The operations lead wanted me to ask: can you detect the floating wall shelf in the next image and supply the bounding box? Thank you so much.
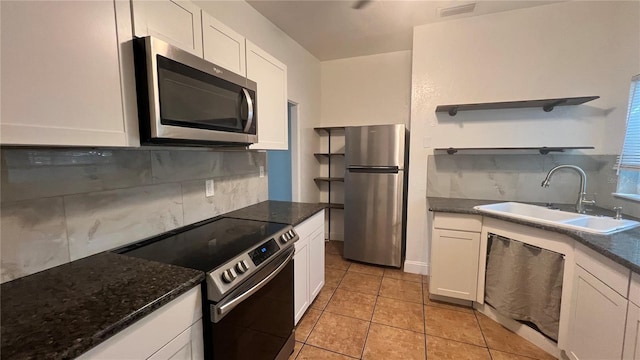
[314,126,346,132]
[321,202,344,210]
[435,96,600,116]
[314,153,345,157]
[434,146,595,155]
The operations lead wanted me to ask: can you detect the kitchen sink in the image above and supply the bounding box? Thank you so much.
[560,216,640,234]
[474,202,640,235]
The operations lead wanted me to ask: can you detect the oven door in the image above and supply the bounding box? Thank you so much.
[208,247,294,360]
[135,36,258,145]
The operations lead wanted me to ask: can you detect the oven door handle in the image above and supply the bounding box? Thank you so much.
[213,247,294,322]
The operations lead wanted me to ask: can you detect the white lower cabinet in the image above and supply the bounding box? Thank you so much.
[624,273,640,360]
[77,286,203,360]
[308,228,325,299]
[294,237,310,324]
[566,265,628,360]
[293,210,325,325]
[429,213,482,301]
[625,302,640,360]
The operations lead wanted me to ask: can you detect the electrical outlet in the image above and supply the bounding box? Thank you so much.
[205,179,215,197]
[259,166,265,178]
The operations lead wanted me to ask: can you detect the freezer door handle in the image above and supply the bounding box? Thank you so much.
[347,165,399,173]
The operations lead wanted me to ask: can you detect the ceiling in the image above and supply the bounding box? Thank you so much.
[247,0,563,61]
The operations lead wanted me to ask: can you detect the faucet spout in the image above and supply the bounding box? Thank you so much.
[541,165,594,214]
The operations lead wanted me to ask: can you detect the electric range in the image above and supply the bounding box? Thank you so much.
[121,217,298,360]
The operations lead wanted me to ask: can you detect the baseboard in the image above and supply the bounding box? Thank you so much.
[403,260,429,275]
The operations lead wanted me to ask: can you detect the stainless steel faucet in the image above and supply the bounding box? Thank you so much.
[541,165,596,214]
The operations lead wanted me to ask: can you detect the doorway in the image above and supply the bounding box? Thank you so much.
[267,102,297,201]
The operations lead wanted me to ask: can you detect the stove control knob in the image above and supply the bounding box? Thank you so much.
[288,230,296,238]
[221,269,236,283]
[280,233,289,244]
[235,260,249,274]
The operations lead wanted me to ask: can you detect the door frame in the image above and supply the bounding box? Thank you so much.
[289,101,301,202]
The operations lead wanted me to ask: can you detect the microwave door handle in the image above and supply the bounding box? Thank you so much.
[241,88,254,133]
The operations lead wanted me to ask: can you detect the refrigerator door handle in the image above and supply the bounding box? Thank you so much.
[347,165,399,173]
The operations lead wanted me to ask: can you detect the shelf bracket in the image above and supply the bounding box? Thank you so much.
[539,147,564,155]
[542,99,567,112]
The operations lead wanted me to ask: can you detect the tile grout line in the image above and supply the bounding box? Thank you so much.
[474,310,494,359]
[358,267,386,360]
[300,343,360,359]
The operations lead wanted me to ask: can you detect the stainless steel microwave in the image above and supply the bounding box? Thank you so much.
[133,36,257,146]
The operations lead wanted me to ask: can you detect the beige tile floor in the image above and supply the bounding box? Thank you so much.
[290,241,557,360]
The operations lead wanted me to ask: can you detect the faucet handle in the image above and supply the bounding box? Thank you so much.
[613,207,623,220]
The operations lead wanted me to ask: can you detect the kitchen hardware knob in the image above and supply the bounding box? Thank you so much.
[221,269,236,283]
[280,234,289,243]
[288,230,295,238]
[235,260,249,274]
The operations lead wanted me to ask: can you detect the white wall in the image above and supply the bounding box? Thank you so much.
[318,50,412,240]
[406,1,640,274]
[196,0,322,202]
[320,50,412,127]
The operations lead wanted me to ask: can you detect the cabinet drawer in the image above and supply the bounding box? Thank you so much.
[433,212,482,232]
[295,210,325,240]
[575,242,630,298]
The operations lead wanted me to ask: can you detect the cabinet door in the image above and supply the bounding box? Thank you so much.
[430,229,480,301]
[202,12,246,76]
[624,302,640,360]
[309,228,325,300]
[1,1,128,147]
[246,41,288,150]
[148,319,204,360]
[294,239,310,325]
[132,0,203,57]
[566,265,627,360]
[77,287,202,359]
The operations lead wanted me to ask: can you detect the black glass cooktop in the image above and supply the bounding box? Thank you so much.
[121,218,288,272]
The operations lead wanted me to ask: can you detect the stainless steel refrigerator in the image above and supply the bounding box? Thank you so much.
[344,124,408,268]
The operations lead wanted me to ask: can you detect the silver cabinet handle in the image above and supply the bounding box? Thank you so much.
[242,88,254,133]
[213,247,294,322]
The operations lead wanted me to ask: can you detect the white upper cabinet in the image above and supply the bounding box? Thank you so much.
[0,1,129,147]
[131,0,203,57]
[202,12,246,76]
[246,41,288,150]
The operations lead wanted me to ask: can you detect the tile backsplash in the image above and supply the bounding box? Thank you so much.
[427,154,639,218]
[1,148,268,283]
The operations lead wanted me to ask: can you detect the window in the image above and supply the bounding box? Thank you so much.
[615,74,640,201]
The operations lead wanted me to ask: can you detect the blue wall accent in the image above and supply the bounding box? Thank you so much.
[267,105,292,201]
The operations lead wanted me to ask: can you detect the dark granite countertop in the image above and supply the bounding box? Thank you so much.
[0,252,204,360]
[224,200,327,226]
[0,200,324,359]
[428,197,640,274]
